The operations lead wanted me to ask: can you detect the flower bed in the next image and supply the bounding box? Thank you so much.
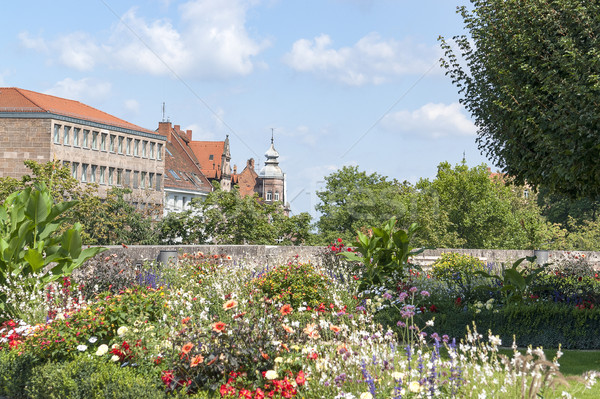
[0,248,599,398]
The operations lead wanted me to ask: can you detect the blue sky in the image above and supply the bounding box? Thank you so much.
[0,0,491,217]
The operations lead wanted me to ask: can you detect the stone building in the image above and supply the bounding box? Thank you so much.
[0,87,165,205]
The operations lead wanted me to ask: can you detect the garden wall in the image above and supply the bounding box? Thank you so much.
[89,245,600,268]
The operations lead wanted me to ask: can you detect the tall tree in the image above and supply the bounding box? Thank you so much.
[440,0,600,199]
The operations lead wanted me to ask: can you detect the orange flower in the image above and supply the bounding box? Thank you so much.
[182,317,191,324]
[190,354,204,367]
[181,342,194,355]
[282,324,295,334]
[261,351,269,360]
[303,323,320,340]
[330,324,341,333]
[212,321,227,333]
[280,304,293,316]
[223,299,238,311]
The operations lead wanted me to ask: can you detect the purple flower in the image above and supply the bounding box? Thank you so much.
[420,290,430,297]
[383,292,393,300]
[397,321,406,327]
[409,287,418,293]
[398,292,409,302]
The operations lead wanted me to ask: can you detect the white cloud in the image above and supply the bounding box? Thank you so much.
[124,99,140,114]
[19,0,267,79]
[381,102,476,138]
[283,33,441,85]
[184,123,216,140]
[44,78,112,103]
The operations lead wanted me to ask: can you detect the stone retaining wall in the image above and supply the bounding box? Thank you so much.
[90,245,600,268]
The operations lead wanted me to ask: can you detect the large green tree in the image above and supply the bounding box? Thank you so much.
[440,0,600,199]
[160,186,313,245]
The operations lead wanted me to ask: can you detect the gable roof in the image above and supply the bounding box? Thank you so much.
[163,125,212,193]
[188,141,225,179]
[0,87,156,135]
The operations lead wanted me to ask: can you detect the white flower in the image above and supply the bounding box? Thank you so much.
[392,371,405,381]
[409,381,421,393]
[117,326,128,336]
[77,344,88,352]
[360,393,373,399]
[95,344,109,356]
[265,370,278,380]
[111,355,120,362]
[88,336,98,344]
[426,319,434,327]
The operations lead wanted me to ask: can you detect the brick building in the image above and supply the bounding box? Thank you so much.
[0,87,165,205]
[188,136,232,191]
[157,121,213,214]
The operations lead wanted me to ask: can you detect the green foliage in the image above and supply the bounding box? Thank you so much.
[434,302,600,349]
[0,184,105,322]
[315,165,409,244]
[0,350,40,398]
[431,252,488,302]
[23,355,165,399]
[253,262,332,308]
[160,187,313,245]
[475,257,544,305]
[339,217,426,291]
[440,0,600,199]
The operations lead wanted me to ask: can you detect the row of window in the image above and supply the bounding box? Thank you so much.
[53,124,163,161]
[65,161,162,191]
[265,191,280,201]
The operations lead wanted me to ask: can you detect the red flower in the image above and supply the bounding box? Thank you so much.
[429,304,438,313]
[295,370,306,386]
[280,304,293,316]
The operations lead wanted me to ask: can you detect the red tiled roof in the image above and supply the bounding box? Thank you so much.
[0,87,155,134]
[163,126,212,193]
[188,141,224,178]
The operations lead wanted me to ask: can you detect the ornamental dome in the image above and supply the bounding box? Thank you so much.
[259,141,283,178]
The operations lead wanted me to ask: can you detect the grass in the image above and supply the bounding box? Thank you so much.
[497,348,600,376]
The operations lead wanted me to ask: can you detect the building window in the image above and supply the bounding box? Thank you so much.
[134,140,139,156]
[99,166,106,184]
[81,164,88,182]
[73,128,80,147]
[72,162,78,179]
[142,140,147,158]
[90,165,97,183]
[133,171,139,189]
[101,133,107,151]
[149,173,154,189]
[157,144,163,160]
[126,138,132,155]
[156,174,162,191]
[83,130,89,148]
[523,189,529,199]
[209,154,214,161]
[108,168,114,185]
[150,142,155,159]
[116,169,123,186]
[266,191,272,201]
[118,136,124,154]
[140,172,146,188]
[92,131,98,149]
[64,126,71,145]
[53,125,61,143]
[124,170,131,187]
[274,192,279,201]
[109,135,116,152]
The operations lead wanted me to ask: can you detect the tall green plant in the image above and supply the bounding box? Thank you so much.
[339,217,427,290]
[0,184,105,322]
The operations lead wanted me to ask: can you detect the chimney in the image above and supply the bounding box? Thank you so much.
[186,129,192,141]
[158,121,172,142]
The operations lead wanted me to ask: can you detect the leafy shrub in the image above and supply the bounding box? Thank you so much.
[253,262,331,308]
[431,252,489,303]
[25,355,165,399]
[0,350,40,398]
[72,253,139,298]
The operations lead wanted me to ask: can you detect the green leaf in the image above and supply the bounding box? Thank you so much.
[24,248,44,273]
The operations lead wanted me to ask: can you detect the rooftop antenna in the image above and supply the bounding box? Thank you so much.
[162,102,166,122]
